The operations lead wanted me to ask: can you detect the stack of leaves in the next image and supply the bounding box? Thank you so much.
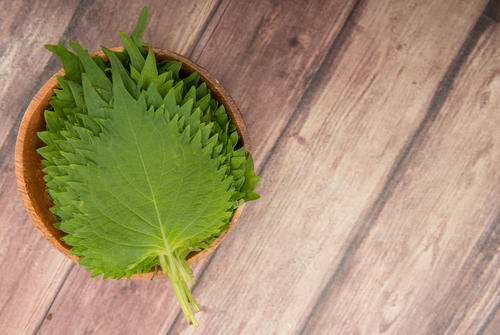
[37,7,259,327]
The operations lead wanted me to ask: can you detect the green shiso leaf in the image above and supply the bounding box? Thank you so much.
[69,41,112,93]
[101,47,139,99]
[38,6,260,328]
[44,44,82,82]
[119,31,145,71]
[131,6,148,46]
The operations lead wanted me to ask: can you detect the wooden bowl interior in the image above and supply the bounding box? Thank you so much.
[15,47,248,279]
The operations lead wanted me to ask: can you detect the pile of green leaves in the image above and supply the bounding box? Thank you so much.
[37,7,259,327]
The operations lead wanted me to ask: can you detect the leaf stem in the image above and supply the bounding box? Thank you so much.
[159,253,199,327]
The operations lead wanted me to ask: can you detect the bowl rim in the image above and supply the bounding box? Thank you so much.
[14,46,249,280]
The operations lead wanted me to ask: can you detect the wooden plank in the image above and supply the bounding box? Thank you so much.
[302,21,500,334]
[0,181,74,335]
[0,0,75,330]
[34,0,361,333]
[165,0,491,333]
[0,2,81,334]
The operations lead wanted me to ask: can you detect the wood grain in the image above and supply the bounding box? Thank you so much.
[482,299,500,335]
[0,2,81,335]
[302,21,500,334]
[166,0,491,333]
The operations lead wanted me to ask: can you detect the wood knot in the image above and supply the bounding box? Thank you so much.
[288,37,299,47]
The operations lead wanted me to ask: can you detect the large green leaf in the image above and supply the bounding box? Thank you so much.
[64,71,235,267]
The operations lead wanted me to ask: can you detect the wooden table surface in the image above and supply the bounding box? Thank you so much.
[1,0,499,334]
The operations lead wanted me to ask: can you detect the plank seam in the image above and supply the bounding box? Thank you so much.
[297,12,492,335]
[33,263,76,335]
[241,15,266,57]
[257,0,363,175]
[186,0,224,59]
[477,276,500,335]
[190,0,232,62]
[484,0,500,22]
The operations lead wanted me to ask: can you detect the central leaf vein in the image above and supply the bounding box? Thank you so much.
[126,113,171,254]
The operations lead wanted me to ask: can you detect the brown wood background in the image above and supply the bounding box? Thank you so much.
[1,0,499,334]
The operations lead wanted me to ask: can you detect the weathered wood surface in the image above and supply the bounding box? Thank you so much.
[301,19,500,335]
[483,304,500,335]
[0,2,80,334]
[0,0,498,334]
[188,0,360,166]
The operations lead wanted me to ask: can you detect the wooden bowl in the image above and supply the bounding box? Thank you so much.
[15,47,249,280]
